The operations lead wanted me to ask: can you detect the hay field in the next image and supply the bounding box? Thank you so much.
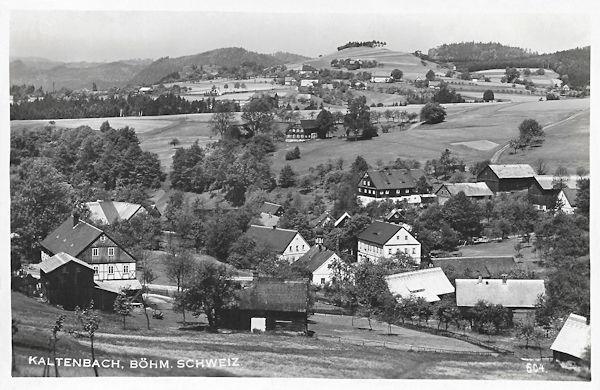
[10,116,178,134]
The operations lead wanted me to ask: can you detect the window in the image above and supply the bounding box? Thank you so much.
[296,245,298,251]
[108,265,114,274]
[388,248,392,254]
[93,266,98,274]
[289,246,292,251]
[302,245,305,250]
[405,235,408,240]
[92,248,99,257]
[108,247,115,257]
[99,235,106,243]
[412,248,416,254]
[321,278,326,285]
[123,265,129,273]
[404,248,408,253]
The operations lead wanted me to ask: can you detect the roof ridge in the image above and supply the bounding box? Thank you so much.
[250,224,298,233]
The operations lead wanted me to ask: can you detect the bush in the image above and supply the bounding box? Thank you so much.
[285,146,301,160]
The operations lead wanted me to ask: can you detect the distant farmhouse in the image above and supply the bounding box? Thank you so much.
[357,221,421,264]
[550,313,591,364]
[430,256,519,279]
[258,202,284,217]
[435,182,493,205]
[246,225,310,262]
[299,64,318,76]
[476,164,536,193]
[370,70,392,83]
[386,267,455,302]
[295,241,340,285]
[357,168,433,205]
[528,175,583,211]
[86,200,160,225]
[285,120,319,142]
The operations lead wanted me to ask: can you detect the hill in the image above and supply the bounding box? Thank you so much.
[9,59,153,91]
[128,47,285,86]
[286,47,449,80]
[271,51,311,64]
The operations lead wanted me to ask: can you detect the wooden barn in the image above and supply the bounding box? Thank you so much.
[430,256,519,279]
[220,280,309,332]
[476,164,535,193]
[39,252,95,311]
[550,313,591,364]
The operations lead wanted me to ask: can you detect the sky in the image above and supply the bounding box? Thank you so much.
[6,1,593,63]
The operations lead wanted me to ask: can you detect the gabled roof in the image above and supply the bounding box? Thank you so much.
[258,202,283,215]
[455,279,545,308]
[41,216,103,257]
[237,280,308,312]
[532,176,582,191]
[486,164,536,179]
[311,210,332,227]
[301,64,318,72]
[385,208,404,221]
[431,256,518,278]
[295,245,338,273]
[39,252,94,274]
[95,279,142,294]
[300,119,318,130]
[386,268,455,302]
[333,212,352,227]
[550,313,591,360]
[371,70,391,78]
[436,182,493,197]
[561,188,579,207]
[86,201,144,224]
[246,225,300,253]
[357,221,410,246]
[259,212,280,228]
[362,169,430,190]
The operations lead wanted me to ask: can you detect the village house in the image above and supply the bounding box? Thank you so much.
[527,175,583,211]
[220,279,309,332]
[299,64,318,76]
[428,80,442,89]
[285,120,319,142]
[246,225,310,262]
[311,210,334,230]
[558,188,579,214]
[259,212,280,228]
[294,233,340,285]
[40,215,140,287]
[430,256,519,279]
[300,79,318,88]
[370,70,392,83]
[550,313,591,364]
[357,168,433,205]
[333,212,352,228]
[386,267,455,302]
[455,277,545,323]
[284,76,295,86]
[357,221,422,264]
[258,202,285,217]
[86,200,160,225]
[39,252,96,311]
[384,208,406,225]
[435,182,494,205]
[476,164,536,193]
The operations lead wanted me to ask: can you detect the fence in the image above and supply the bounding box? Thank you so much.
[317,334,497,356]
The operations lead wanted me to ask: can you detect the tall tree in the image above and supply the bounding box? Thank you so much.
[241,97,275,134]
[344,96,375,140]
[208,108,235,139]
[315,109,335,138]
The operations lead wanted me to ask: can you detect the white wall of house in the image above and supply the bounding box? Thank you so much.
[92,262,137,281]
[281,234,310,262]
[358,228,421,264]
[558,191,575,214]
[358,194,422,206]
[312,254,339,285]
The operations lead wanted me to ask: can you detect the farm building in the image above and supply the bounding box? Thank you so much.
[220,280,309,332]
[558,188,579,214]
[85,200,160,225]
[259,212,280,228]
[333,212,352,228]
[311,210,334,229]
[299,64,318,76]
[285,120,319,142]
[384,208,406,225]
[294,242,340,285]
[39,252,95,311]
[41,215,138,284]
[357,221,421,263]
[300,79,318,87]
[435,182,494,205]
[246,225,310,262]
[93,279,142,312]
[428,80,441,89]
[430,256,518,279]
[476,164,536,193]
[284,76,295,85]
[258,202,285,217]
[370,70,392,83]
[385,267,455,302]
[550,313,591,364]
[528,175,583,211]
[357,168,433,205]
[455,277,545,322]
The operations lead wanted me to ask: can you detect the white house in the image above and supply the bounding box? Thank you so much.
[558,188,578,214]
[246,225,310,262]
[294,244,340,285]
[370,70,392,83]
[300,79,318,88]
[357,221,421,264]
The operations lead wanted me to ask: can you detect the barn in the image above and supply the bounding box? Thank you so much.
[476,164,536,193]
[550,313,591,364]
[39,252,95,310]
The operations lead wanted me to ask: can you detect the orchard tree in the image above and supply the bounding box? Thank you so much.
[279,164,297,188]
[74,302,101,377]
[164,250,196,292]
[483,89,495,102]
[425,69,436,81]
[419,102,446,124]
[113,290,133,329]
[208,107,235,139]
[518,119,545,145]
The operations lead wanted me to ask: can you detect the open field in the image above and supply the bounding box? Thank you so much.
[11,292,583,380]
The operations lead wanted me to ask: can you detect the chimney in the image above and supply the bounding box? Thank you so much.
[272,225,276,230]
[73,212,80,228]
[501,274,507,284]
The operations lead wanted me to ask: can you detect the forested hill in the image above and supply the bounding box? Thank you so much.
[270,51,311,64]
[428,42,590,88]
[128,47,285,86]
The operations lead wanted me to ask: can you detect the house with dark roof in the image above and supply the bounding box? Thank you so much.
[41,215,138,284]
[259,212,280,228]
[357,169,433,205]
[220,280,309,332]
[299,64,318,76]
[476,164,536,193]
[294,244,340,285]
[430,256,518,279]
[370,70,392,83]
[246,225,310,262]
[285,119,320,142]
[258,202,285,217]
[357,221,421,264]
[333,212,352,228]
[558,188,579,214]
[528,175,583,211]
[311,210,333,229]
[386,267,455,302]
[435,182,493,205]
[86,200,159,225]
[39,252,95,310]
[384,208,405,225]
[550,313,591,364]
[456,277,545,322]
